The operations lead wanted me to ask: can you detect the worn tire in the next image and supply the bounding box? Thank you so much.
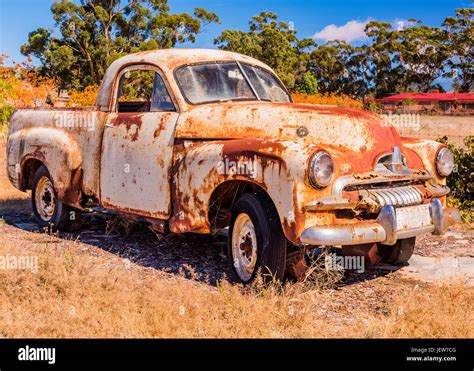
[378,237,416,265]
[228,193,286,284]
[31,165,83,232]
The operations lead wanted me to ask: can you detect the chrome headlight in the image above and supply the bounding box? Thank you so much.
[309,151,334,188]
[436,147,454,177]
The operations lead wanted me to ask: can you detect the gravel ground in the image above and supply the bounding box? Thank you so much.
[415,227,474,258]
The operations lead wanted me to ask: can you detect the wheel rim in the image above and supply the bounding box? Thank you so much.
[232,213,258,282]
[35,176,56,222]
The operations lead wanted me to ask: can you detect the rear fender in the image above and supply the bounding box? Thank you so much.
[8,128,83,207]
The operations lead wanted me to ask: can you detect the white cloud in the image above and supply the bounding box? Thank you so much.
[393,18,418,31]
[313,19,370,43]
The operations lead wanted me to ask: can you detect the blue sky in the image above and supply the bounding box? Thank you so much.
[0,0,471,89]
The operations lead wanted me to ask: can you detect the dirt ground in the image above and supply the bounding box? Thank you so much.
[0,140,473,338]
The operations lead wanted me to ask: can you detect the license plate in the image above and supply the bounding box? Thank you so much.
[396,204,431,230]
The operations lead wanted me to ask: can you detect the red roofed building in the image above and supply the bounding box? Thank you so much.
[376,92,474,115]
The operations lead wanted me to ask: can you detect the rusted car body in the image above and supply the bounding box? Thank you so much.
[7,49,459,283]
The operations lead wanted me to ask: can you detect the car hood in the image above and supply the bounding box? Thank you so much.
[175,101,424,172]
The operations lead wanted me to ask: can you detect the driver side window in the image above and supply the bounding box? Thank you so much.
[117,69,175,113]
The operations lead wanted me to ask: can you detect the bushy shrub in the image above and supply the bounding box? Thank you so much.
[293,72,318,95]
[366,99,384,113]
[0,103,14,134]
[66,85,100,107]
[437,136,473,223]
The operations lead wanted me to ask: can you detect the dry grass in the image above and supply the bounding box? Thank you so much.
[0,139,30,219]
[0,225,472,338]
[0,124,7,141]
[0,138,473,338]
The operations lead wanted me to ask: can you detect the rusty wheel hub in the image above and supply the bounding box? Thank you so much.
[232,213,257,281]
[35,176,56,222]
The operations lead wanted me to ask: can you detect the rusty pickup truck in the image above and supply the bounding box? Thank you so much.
[7,49,460,283]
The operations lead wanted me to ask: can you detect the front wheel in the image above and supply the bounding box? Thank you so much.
[227,193,286,284]
[31,165,83,232]
[378,237,416,265]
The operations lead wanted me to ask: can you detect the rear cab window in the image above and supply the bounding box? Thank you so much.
[117,69,175,112]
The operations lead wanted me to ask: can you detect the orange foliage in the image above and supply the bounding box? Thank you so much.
[0,55,58,108]
[66,85,100,107]
[291,92,363,109]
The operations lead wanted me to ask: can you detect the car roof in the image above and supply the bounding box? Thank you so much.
[96,48,274,110]
[123,48,271,70]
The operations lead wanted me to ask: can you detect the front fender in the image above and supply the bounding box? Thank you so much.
[169,138,318,242]
[401,137,446,185]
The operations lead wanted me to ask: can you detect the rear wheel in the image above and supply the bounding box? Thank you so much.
[31,165,83,232]
[378,237,416,265]
[228,193,286,284]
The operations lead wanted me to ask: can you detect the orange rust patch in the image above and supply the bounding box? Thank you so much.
[61,168,83,207]
[102,201,165,219]
[112,113,144,142]
[153,114,169,138]
[282,185,305,243]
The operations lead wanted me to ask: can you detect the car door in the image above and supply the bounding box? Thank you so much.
[100,65,179,219]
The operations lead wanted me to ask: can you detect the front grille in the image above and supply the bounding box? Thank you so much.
[367,186,423,207]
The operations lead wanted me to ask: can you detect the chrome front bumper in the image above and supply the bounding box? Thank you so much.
[300,199,446,246]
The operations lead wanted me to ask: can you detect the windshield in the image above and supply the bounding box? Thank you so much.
[241,64,291,102]
[175,62,291,104]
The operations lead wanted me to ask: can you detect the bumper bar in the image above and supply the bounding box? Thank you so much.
[300,198,447,246]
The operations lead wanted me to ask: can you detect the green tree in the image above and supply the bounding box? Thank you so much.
[346,45,372,98]
[442,8,474,92]
[396,20,450,92]
[21,0,220,90]
[309,41,350,94]
[309,41,370,97]
[215,12,316,89]
[364,21,404,98]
